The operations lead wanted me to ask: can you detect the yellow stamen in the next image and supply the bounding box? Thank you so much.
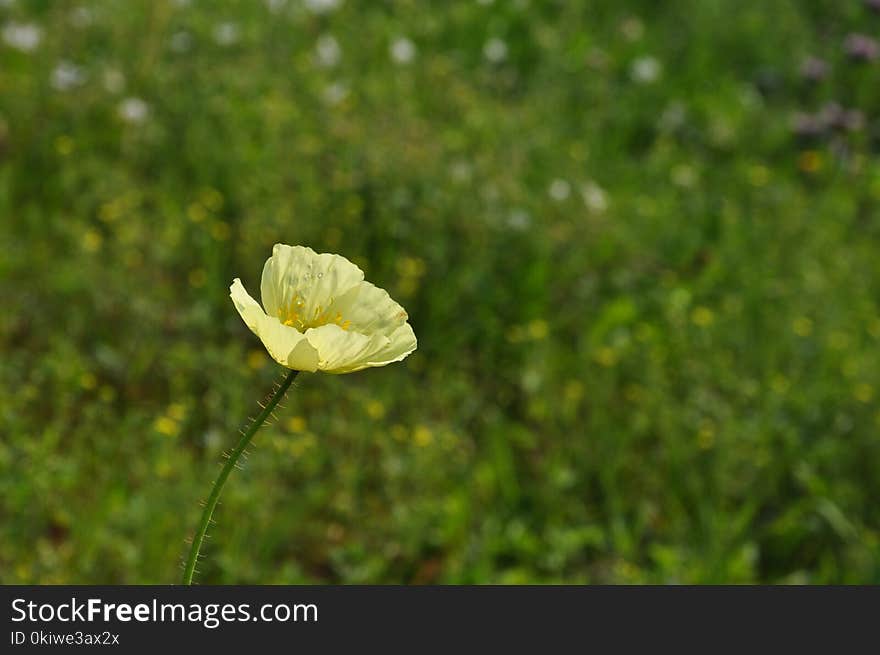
[279,298,351,331]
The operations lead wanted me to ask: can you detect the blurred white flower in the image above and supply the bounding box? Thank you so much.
[266,0,287,13]
[0,0,16,8]
[631,56,662,84]
[213,22,239,46]
[323,82,348,106]
[304,0,341,14]
[581,181,608,213]
[170,31,193,53]
[620,17,644,42]
[315,34,341,67]
[658,101,686,132]
[671,164,698,188]
[3,22,42,52]
[483,37,508,63]
[476,0,495,5]
[118,97,149,124]
[548,179,571,202]
[51,61,86,91]
[70,7,95,28]
[103,69,126,94]
[172,0,192,7]
[507,208,531,231]
[450,160,473,184]
[390,37,416,64]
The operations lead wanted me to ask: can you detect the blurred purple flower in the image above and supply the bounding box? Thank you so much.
[820,102,865,132]
[799,56,829,82]
[865,0,880,14]
[843,33,879,62]
[791,112,825,140]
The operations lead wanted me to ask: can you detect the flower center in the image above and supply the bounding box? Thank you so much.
[278,296,352,331]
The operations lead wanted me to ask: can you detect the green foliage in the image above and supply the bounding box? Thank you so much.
[1,0,879,583]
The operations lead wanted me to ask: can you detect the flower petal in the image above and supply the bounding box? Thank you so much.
[304,323,390,373]
[230,278,320,371]
[230,277,265,332]
[260,244,364,325]
[327,281,409,337]
[362,322,418,368]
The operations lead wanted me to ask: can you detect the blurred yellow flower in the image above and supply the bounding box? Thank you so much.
[82,229,102,252]
[286,416,307,432]
[594,347,617,367]
[188,268,207,288]
[365,400,386,419]
[854,384,874,403]
[231,244,417,373]
[55,135,74,156]
[527,319,549,340]
[792,316,813,337]
[691,306,714,327]
[413,425,433,446]
[798,150,822,174]
[154,416,179,437]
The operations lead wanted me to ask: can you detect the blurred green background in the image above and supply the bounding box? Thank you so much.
[2,0,880,584]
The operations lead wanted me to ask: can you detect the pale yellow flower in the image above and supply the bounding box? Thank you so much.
[230,244,417,374]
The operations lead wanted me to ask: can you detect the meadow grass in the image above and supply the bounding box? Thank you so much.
[1,0,879,583]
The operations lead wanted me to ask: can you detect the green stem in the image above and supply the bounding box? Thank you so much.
[182,368,300,585]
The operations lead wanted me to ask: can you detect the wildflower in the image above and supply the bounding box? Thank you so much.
[2,22,42,52]
[854,383,874,403]
[323,82,348,106]
[671,164,697,188]
[843,33,879,62]
[154,416,179,437]
[70,7,94,28]
[55,135,74,155]
[697,422,715,450]
[118,97,149,123]
[748,164,770,187]
[365,400,385,419]
[315,34,341,67]
[304,0,341,14]
[797,150,822,174]
[548,179,571,201]
[450,161,473,183]
[390,36,416,64]
[630,56,662,83]
[103,69,125,94]
[620,17,644,42]
[791,112,825,140]
[792,316,813,336]
[50,61,86,91]
[286,416,307,432]
[820,102,865,133]
[658,101,686,133]
[413,425,433,447]
[230,244,417,373]
[691,306,715,327]
[483,37,508,63]
[799,56,829,82]
[170,31,193,53]
[581,181,608,213]
[507,208,531,230]
[213,22,239,46]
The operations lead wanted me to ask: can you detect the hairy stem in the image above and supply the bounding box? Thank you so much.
[182,368,300,585]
